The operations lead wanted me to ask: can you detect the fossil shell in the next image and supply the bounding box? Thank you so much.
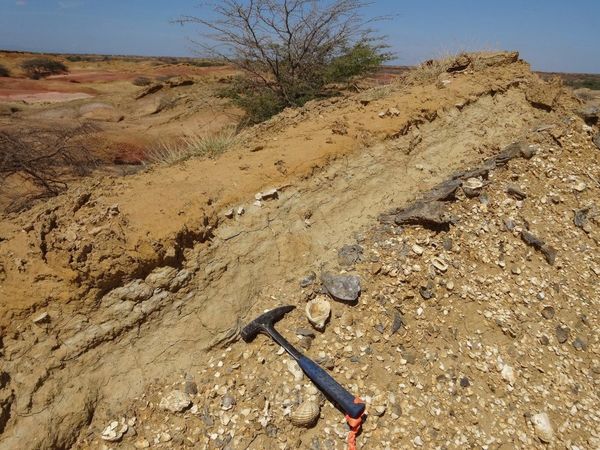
[463,177,483,189]
[305,297,331,331]
[462,177,484,198]
[431,257,448,272]
[290,400,320,427]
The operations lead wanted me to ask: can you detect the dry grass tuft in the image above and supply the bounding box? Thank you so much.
[405,52,463,85]
[146,127,237,165]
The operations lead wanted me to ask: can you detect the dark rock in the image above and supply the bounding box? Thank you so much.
[460,377,470,388]
[295,328,316,338]
[555,325,569,344]
[422,179,462,202]
[574,206,595,229]
[384,200,454,231]
[573,337,587,351]
[494,142,523,166]
[443,237,453,251]
[539,335,550,345]
[337,244,363,266]
[520,230,557,265]
[300,272,317,288]
[541,246,557,266]
[391,312,405,335]
[452,160,494,181]
[184,380,198,396]
[321,272,361,302]
[541,306,555,320]
[506,184,527,200]
[419,286,433,300]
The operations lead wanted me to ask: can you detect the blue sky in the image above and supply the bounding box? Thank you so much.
[1,0,599,73]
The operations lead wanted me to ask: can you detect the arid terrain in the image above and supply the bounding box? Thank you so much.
[0,50,598,450]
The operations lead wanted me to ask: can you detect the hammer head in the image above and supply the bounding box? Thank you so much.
[241,305,295,342]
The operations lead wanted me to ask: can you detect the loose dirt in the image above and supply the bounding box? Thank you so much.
[0,52,598,449]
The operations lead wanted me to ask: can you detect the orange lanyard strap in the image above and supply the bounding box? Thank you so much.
[345,397,365,450]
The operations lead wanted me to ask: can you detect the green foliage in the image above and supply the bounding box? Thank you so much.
[221,43,388,125]
[566,78,600,90]
[66,55,83,62]
[187,59,224,67]
[218,77,286,126]
[20,58,67,79]
[0,64,10,77]
[325,43,390,84]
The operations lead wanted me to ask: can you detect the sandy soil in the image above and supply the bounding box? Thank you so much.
[0,52,597,449]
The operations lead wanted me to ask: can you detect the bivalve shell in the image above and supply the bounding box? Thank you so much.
[431,257,448,273]
[290,400,320,428]
[305,297,331,331]
[462,177,484,197]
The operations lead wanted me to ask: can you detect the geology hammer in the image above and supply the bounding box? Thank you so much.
[241,305,365,419]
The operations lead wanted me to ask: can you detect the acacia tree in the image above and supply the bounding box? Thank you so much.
[179,0,389,123]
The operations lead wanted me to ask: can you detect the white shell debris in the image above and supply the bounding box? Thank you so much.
[431,257,448,272]
[530,412,554,443]
[305,296,331,331]
[286,359,304,381]
[101,420,128,442]
[159,390,191,413]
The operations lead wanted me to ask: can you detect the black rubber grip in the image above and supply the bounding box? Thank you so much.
[297,356,365,418]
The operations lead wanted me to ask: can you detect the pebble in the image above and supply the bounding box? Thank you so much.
[541,306,555,320]
[221,394,236,411]
[412,244,424,255]
[573,337,587,351]
[300,271,317,288]
[134,438,150,449]
[287,359,304,381]
[321,272,361,302]
[555,325,569,344]
[530,412,554,443]
[184,379,198,395]
[159,390,191,413]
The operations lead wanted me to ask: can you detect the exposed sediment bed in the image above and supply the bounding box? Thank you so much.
[0,52,584,448]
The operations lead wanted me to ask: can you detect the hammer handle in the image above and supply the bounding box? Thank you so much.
[297,356,365,419]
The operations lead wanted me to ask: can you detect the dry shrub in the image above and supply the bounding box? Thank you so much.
[405,53,463,85]
[0,124,98,211]
[0,64,10,77]
[20,58,68,79]
[146,127,237,165]
[132,76,152,86]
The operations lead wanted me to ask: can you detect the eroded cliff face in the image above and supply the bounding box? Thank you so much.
[1,52,597,449]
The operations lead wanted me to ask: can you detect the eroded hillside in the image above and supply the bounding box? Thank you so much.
[0,52,598,449]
